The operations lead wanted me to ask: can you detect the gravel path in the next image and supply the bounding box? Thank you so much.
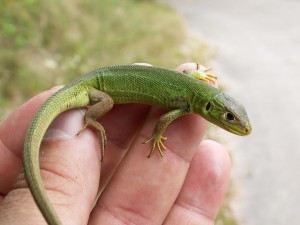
[165,0,300,224]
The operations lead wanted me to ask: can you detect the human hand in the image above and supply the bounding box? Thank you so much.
[0,63,230,225]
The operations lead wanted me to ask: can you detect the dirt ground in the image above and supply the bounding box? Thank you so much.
[165,0,300,224]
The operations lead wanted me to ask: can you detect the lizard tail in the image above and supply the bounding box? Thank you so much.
[23,85,90,225]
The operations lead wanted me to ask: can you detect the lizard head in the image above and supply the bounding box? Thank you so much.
[195,92,252,136]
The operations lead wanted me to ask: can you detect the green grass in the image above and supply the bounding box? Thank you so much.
[0,0,212,118]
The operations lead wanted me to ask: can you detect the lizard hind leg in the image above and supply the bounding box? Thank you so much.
[77,118,107,162]
[76,88,114,162]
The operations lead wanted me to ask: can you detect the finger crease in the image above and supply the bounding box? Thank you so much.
[0,138,21,161]
[175,200,214,221]
[96,204,152,225]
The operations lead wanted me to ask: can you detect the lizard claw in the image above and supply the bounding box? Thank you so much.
[193,69,217,84]
[143,135,167,158]
[183,64,218,85]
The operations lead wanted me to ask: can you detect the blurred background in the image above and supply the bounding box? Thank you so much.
[1,0,300,224]
[0,0,213,118]
[164,0,300,225]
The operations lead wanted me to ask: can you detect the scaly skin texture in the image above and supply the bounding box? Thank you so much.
[23,64,251,225]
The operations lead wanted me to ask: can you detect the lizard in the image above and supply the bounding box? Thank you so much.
[23,63,252,225]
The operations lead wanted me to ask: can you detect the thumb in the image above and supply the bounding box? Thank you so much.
[0,109,101,225]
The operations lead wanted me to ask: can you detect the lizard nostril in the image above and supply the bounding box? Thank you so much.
[244,123,252,134]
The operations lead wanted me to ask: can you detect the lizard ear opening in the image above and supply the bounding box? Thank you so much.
[205,101,211,111]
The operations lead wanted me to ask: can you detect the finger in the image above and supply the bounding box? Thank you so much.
[164,140,231,225]
[88,105,209,225]
[0,86,62,194]
[0,109,102,225]
[175,62,199,72]
[97,104,151,192]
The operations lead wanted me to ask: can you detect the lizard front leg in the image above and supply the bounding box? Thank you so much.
[144,108,188,158]
[77,88,114,161]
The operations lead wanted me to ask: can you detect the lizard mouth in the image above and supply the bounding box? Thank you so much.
[226,122,252,136]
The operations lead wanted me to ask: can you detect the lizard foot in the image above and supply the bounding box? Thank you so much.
[143,135,167,158]
[195,72,217,84]
[76,119,107,162]
[183,64,218,85]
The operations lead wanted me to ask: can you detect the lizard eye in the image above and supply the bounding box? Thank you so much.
[225,112,235,121]
[205,101,211,111]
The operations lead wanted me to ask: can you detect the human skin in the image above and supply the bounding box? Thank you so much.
[0,63,231,225]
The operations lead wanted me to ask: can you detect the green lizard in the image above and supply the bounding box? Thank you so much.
[23,63,251,225]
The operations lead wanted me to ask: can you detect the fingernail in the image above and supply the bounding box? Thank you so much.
[44,109,86,139]
[49,85,64,93]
